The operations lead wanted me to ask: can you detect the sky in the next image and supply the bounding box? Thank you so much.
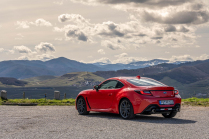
[0,0,209,64]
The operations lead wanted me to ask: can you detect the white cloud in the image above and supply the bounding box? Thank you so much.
[14,45,32,53]
[113,53,147,64]
[17,55,29,60]
[55,38,63,41]
[101,40,125,50]
[35,42,56,53]
[8,50,15,54]
[33,19,52,27]
[17,54,55,61]
[195,54,209,60]
[36,54,55,61]
[53,1,63,5]
[58,14,90,26]
[115,53,128,58]
[15,33,24,40]
[0,48,4,52]
[169,54,209,62]
[15,21,30,29]
[169,55,194,62]
[15,19,52,29]
[97,49,105,55]
[90,57,112,64]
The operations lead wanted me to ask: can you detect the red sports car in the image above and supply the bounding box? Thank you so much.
[76,76,181,119]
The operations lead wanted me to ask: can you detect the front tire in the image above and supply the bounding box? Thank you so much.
[76,97,89,115]
[162,111,177,118]
[119,98,135,119]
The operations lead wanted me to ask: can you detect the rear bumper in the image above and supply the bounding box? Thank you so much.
[140,104,181,114]
[132,94,181,114]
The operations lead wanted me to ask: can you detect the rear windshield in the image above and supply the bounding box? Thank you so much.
[127,78,166,86]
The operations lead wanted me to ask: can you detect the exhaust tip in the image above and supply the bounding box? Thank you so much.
[176,108,180,112]
[151,109,156,114]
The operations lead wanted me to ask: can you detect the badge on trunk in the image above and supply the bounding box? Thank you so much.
[163,92,167,94]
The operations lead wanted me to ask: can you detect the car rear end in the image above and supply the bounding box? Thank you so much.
[125,77,181,115]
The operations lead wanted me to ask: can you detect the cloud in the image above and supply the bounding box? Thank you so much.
[15,19,52,29]
[169,55,194,62]
[15,33,24,40]
[17,55,29,60]
[97,49,105,55]
[58,14,90,25]
[0,48,4,52]
[15,21,30,29]
[101,40,125,50]
[17,54,55,61]
[115,53,128,58]
[53,0,63,5]
[55,38,63,41]
[36,54,55,61]
[35,42,55,53]
[169,54,209,62]
[33,19,52,27]
[14,45,32,53]
[95,21,125,37]
[164,25,176,32]
[90,57,112,64]
[139,8,209,25]
[71,0,192,8]
[113,53,147,64]
[65,27,88,41]
[195,54,209,60]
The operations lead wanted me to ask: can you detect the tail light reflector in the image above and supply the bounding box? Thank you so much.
[135,90,152,96]
[174,90,179,95]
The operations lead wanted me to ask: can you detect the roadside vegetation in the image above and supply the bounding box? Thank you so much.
[182,97,209,107]
[0,98,75,106]
[0,97,209,106]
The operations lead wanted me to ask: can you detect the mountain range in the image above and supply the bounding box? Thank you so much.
[0,57,178,79]
[0,58,209,98]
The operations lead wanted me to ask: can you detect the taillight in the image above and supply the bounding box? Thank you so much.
[135,90,152,96]
[174,90,179,95]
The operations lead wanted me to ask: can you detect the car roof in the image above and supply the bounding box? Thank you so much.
[108,76,147,81]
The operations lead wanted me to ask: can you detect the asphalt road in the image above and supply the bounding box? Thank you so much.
[0,106,209,139]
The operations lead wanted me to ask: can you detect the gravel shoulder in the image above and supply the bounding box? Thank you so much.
[0,106,209,139]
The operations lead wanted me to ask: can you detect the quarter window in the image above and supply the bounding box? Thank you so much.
[116,81,124,88]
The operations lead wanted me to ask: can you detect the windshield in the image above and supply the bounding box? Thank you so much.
[127,78,166,86]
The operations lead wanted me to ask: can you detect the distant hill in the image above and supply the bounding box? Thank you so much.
[23,72,105,87]
[94,59,209,98]
[0,57,188,79]
[93,59,171,71]
[0,57,105,79]
[0,77,27,87]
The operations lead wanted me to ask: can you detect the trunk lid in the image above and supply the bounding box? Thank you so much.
[145,86,175,98]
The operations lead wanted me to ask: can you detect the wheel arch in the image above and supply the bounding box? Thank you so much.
[76,95,91,111]
[117,97,135,114]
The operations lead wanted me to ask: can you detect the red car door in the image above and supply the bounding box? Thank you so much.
[88,80,118,109]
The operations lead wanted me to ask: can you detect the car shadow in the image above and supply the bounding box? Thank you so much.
[85,112,196,124]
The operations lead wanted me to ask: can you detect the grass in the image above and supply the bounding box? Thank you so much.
[0,98,75,106]
[0,97,209,106]
[182,97,209,107]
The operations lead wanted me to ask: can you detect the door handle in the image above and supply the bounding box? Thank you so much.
[108,93,112,96]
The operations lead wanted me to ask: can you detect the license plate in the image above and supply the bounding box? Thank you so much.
[159,100,174,105]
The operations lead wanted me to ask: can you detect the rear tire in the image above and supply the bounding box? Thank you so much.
[119,98,135,119]
[76,97,89,115]
[162,111,177,118]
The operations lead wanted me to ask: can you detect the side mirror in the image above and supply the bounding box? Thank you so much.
[94,85,99,92]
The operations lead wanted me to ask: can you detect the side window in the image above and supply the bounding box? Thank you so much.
[115,81,124,89]
[99,80,118,89]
